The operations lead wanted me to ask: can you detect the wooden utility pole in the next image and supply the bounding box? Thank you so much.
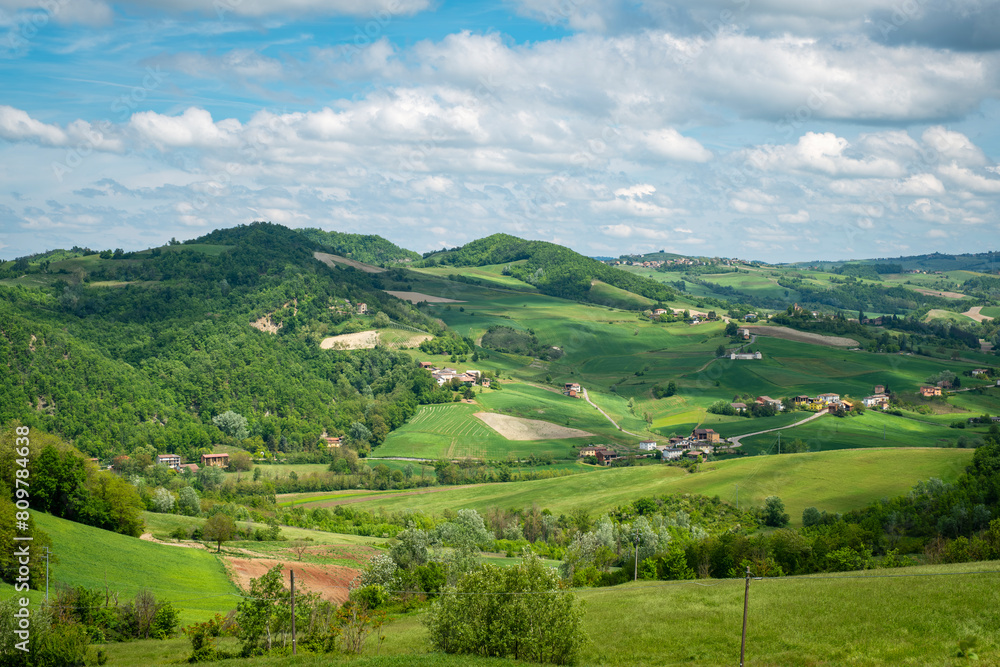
[634,542,638,581]
[290,570,296,655]
[740,565,750,667]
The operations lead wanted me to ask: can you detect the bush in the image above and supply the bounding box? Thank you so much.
[425,552,585,665]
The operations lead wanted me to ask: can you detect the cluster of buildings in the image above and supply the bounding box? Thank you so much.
[580,428,727,466]
[155,452,230,473]
[793,392,851,411]
[418,362,491,388]
[564,382,582,398]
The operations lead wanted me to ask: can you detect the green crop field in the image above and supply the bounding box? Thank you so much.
[739,411,963,454]
[587,279,656,308]
[9,513,240,625]
[98,558,1000,666]
[374,402,586,460]
[981,306,1000,318]
[304,447,970,523]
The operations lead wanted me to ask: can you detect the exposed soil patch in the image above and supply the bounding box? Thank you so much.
[474,412,594,440]
[385,290,465,303]
[314,251,384,273]
[224,557,363,604]
[963,306,994,323]
[320,330,379,350]
[744,325,858,348]
[139,533,205,549]
[250,315,281,334]
[913,287,966,299]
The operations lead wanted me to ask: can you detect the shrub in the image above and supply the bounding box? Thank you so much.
[425,552,585,665]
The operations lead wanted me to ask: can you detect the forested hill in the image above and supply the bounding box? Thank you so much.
[297,228,421,266]
[419,233,675,304]
[0,222,465,463]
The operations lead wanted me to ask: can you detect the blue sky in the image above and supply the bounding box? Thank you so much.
[1,0,999,262]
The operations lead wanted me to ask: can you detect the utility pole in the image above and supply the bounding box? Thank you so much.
[735,484,739,510]
[43,547,50,603]
[290,570,296,655]
[634,542,638,581]
[740,565,751,667]
[777,432,780,455]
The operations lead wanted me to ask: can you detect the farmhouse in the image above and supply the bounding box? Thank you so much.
[920,386,942,397]
[638,441,658,451]
[730,402,747,412]
[156,453,181,469]
[180,463,199,473]
[323,435,342,448]
[817,393,840,404]
[652,308,669,316]
[692,428,720,444]
[418,361,434,369]
[862,394,889,409]
[660,448,684,461]
[201,453,229,468]
[739,328,750,339]
[564,382,582,397]
[755,396,784,411]
[874,384,885,394]
[579,445,606,457]
[730,351,762,360]
[356,303,368,314]
[972,369,988,376]
[595,449,619,465]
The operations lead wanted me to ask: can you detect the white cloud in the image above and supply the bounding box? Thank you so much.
[937,163,1000,194]
[599,223,670,239]
[778,210,810,223]
[614,183,655,198]
[747,132,905,178]
[922,126,987,167]
[0,106,68,146]
[129,108,242,149]
[641,129,712,162]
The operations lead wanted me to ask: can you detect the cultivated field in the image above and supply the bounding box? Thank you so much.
[475,412,594,440]
[313,251,384,273]
[745,325,859,347]
[315,448,971,522]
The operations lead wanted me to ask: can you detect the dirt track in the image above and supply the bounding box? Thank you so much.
[313,252,385,273]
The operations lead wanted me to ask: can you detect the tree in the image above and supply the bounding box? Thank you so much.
[725,321,738,337]
[178,486,200,516]
[373,311,391,328]
[762,496,790,527]
[716,345,726,358]
[229,450,252,472]
[213,411,249,440]
[203,514,238,552]
[152,487,175,513]
[425,552,585,665]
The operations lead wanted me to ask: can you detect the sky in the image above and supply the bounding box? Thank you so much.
[1,0,999,263]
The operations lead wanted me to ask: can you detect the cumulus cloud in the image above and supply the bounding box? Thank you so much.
[747,132,906,178]
[778,210,810,223]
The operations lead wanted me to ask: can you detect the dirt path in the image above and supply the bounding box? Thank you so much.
[728,410,828,448]
[139,533,206,550]
[581,388,643,437]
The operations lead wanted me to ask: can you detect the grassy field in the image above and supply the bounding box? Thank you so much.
[374,402,588,460]
[7,513,240,625]
[739,411,968,454]
[293,448,971,525]
[101,558,1000,666]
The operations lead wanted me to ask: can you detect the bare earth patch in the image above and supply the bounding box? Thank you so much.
[250,315,281,334]
[963,306,994,323]
[224,557,362,604]
[320,331,379,350]
[385,290,465,303]
[474,412,594,440]
[745,325,859,348]
[139,533,205,549]
[913,287,966,299]
[313,251,384,273]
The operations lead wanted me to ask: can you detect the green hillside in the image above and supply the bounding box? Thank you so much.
[292,447,971,523]
[297,228,421,265]
[5,513,238,625]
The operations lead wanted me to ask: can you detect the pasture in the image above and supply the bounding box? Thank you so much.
[304,447,970,523]
[739,410,963,454]
[374,402,584,460]
[22,513,239,625]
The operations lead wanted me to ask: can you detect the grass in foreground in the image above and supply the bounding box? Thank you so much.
[100,559,1000,666]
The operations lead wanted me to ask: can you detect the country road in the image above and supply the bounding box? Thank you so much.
[581,387,643,437]
[727,409,828,448]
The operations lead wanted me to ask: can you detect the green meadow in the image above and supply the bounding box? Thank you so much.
[739,411,964,454]
[101,558,1000,666]
[296,448,970,524]
[5,513,240,625]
